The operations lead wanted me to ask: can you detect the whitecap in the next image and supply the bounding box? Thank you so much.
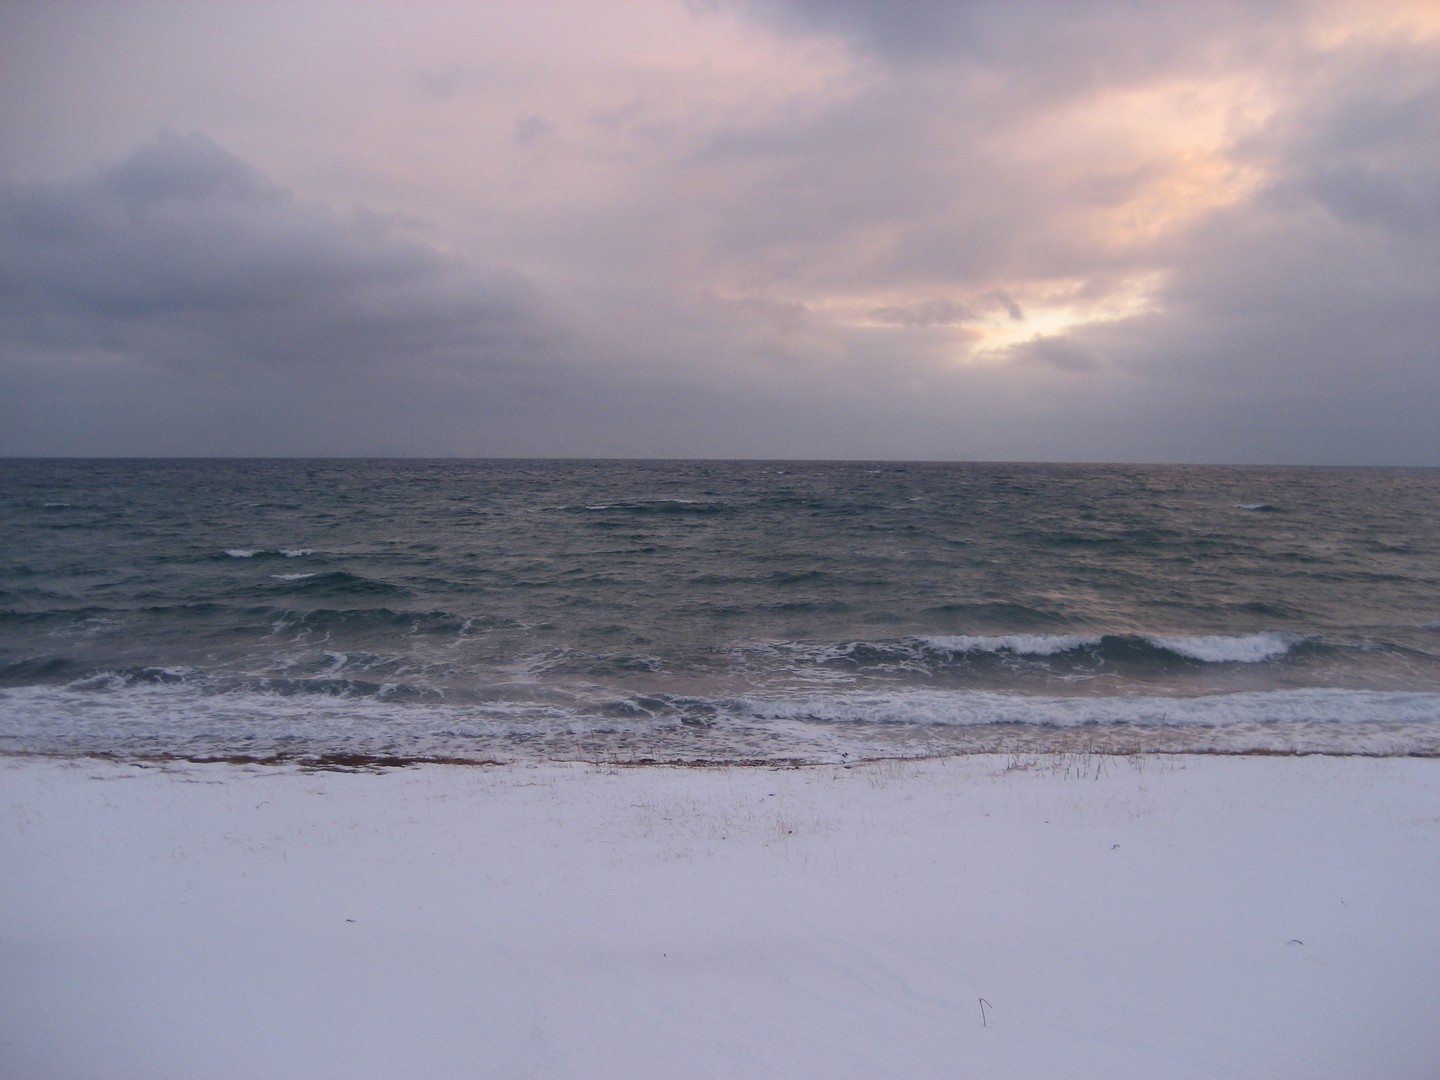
[919,634,1103,657]
[281,549,315,557]
[225,549,258,558]
[1146,632,1300,663]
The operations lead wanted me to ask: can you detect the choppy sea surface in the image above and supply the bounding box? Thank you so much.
[2,459,1439,763]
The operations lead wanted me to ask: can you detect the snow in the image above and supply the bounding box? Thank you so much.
[2,753,1437,1079]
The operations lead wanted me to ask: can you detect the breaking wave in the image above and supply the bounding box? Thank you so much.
[919,634,1104,656]
[916,632,1303,664]
[223,548,316,559]
[4,677,1439,762]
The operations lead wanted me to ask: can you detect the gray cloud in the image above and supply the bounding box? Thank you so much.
[1011,335,1105,373]
[682,78,1075,294]
[513,114,557,146]
[1280,71,1440,239]
[1069,57,1440,463]
[868,298,975,327]
[742,0,1295,94]
[0,132,549,374]
[713,2,1440,463]
[0,133,924,458]
[987,290,1024,321]
[1,3,1437,464]
[414,65,468,100]
[0,133,585,454]
[867,292,1024,327]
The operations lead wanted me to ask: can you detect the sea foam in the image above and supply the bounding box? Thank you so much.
[224,548,315,559]
[737,686,1440,730]
[919,634,1103,656]
[1145,632,1301,663]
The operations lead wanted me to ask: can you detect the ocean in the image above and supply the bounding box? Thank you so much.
[2,458,1438,763]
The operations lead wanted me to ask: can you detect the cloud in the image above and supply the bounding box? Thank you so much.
[1,3,1437,463]
[867,292,1028,328]
[1279,67,1440,238]
[1068,46,1440,463]
[513,114,557,146]
[987,290,1025,321]
[1010,335,1105,373]
[0,132,550,374]
[868,298,975,327]
[0,133,586,454]
[741,0,1293,93]
[707,0,1440,462]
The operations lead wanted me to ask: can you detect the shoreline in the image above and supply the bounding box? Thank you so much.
[5,735,1440,773]
[4,752,1437,1078]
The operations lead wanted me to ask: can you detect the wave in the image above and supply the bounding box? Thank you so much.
[918,602,1072,628]
[4,679,1437,762]
[932,631,1304,663]
[723,631,1328,694]
[270,571,411,598]
[0,607,106,626]
[904,631,1304,665]
[3,602,482,643]
[223,548,316,559]
[267,606,466,636]
[1144,632,1300,663]
[733,687,1440,730]
[66,666,195,690]
[734,631,1319,689]
[0,655,89,684]
[244,676,444,701]
[554,499,734,517]
[0,678,643,755]
[920,634,1103,657]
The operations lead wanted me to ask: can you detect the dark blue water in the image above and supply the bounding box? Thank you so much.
[3,459,1439,762]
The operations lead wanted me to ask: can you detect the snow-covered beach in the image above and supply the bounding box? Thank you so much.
[3,752,1436,1079]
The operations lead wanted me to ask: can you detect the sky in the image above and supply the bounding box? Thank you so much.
[1,1,1437,463]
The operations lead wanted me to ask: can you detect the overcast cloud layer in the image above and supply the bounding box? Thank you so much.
[1,0,1436,462]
